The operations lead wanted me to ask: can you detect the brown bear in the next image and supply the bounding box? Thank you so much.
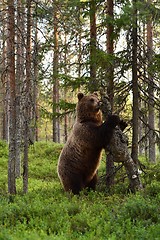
[57,92,120,194]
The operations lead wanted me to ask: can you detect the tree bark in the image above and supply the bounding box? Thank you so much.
[131,0,139,165]
[158,111,160,153]
[106,128,143,192]
[7,0,16,194]
[33,2,39,142]
[0,64,4,139]
[105,0,115,188]
[147,0,156,163]
[15,0,23,178]
[1,6,9,141]
[64,34,68,143]
[106,0,114,111]
[78,5,82,82]
[101,93,143,192]
[53,2,60,143]
[89,0,97,92]
[23,0,32,193]
[138,99,143,155]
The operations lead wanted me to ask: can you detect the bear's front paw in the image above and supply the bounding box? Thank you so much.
[119,120,128,131]
[107,114,120,127]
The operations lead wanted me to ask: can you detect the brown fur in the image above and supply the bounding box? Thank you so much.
[57,93,120,194]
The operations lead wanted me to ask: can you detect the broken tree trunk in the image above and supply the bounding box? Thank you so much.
[106,127,143,192]
[101,93,143,192]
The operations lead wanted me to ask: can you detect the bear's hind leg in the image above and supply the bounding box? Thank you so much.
[86,174,98,191]
[65,174,84,195]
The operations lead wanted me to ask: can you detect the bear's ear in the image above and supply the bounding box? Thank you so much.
[77,93,84,101]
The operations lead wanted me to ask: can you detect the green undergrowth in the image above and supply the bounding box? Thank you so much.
[0,141,160,240]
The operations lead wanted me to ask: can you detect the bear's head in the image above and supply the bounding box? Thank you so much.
[76,93,102,124]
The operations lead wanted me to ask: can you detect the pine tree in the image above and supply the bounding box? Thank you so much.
[147,0,156,163]
[89,0,97,91]
[131,0,139,165]
[53,1,60,143]
[7,0,16,194]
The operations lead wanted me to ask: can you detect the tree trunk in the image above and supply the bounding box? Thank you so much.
[106,0,114,111]
[64,34,68,143]
[78,5,82,82]
[147,0,156,163]
[0,62,4,139]
[89,0,97,92]
[53,2,60,143]
[138,99,143,155]
[1,11,9,141]
[105,0,115,188]
[33,2,39,142]
[131,0,139,165]
[158,111,160,153]
[7,0,16,194]
[106,128,143,192]
[101,93,143,192]
[144,101,148,160]
[15,0,23,178]
[23,0,32,193]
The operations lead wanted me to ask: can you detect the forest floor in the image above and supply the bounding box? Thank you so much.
[0,141,160,240]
